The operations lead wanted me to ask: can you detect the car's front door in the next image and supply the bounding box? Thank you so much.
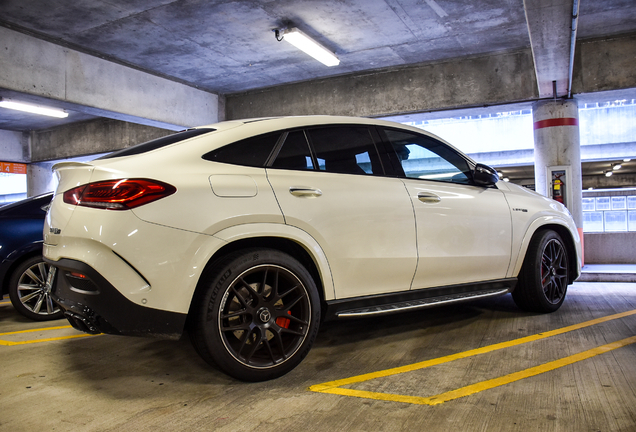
[266,126,418,299]
[380,127,513,289]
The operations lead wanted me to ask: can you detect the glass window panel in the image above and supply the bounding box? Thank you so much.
[382,128,472,184]
[271,131,314,170]
[307,126,381,175]
[203,132,279,167]
[583,211,604,232]
[595,197,611,211]
[604,211,627,232]
[611,196,627,210]
[581,198,596,211]
[629,211,636,232]
[627,196,636,209]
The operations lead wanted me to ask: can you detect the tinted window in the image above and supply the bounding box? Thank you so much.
[99,129,214,160]
[203,132,281,167]
[306,126,382,175]
[382,128,472,184]
[271,131,314,170]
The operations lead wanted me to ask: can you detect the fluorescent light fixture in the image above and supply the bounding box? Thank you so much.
[612,163,622,170]
[280,27,340,67]
[605,170,613,177]
[0,98,68,118]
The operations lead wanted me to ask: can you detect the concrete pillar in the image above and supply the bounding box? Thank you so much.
[533,98,583,237]
[28,162,57,196]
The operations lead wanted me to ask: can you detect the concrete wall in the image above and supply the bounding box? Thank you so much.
[227,33,636,120]
[0,26,220,130]
[584,233,636,264]
[226,49,537,120]
[573,33,636,94]
[30,118,173,162]
[0,129,28,162]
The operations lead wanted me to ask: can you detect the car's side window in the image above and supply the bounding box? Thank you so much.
[382,128,473,184]
[202,132,280,167]
[270,130,315,170]
[305,126,382,175]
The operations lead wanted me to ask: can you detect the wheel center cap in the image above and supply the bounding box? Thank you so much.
[257,307,272,323]
[551,267,556,277]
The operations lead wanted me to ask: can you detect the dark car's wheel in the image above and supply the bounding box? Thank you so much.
[8,256,64,321]
[190,249,320,381]
[512,230,569,313]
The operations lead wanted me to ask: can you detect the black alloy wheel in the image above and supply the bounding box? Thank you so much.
[190,249,320,381]
[540,237,569,304]
[512,230,569,313]
[9,256,64,321]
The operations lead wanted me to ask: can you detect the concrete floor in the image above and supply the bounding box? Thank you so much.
[1,281,635,432]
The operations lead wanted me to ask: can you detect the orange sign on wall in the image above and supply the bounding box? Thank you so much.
[1,162,27,174]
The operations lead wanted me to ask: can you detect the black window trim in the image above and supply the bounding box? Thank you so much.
[100,128,215,160]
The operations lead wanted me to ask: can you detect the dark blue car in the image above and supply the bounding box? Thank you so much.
[0,192,63,321]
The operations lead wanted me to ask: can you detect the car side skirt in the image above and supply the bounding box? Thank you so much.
[323,279,517,321]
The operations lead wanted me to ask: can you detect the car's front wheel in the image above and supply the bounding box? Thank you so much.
[512,229,569,313]
[9,255,64,321]
[189,249,320,381]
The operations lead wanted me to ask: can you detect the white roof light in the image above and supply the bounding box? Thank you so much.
[279,27,340,67]
[0,98,69,118]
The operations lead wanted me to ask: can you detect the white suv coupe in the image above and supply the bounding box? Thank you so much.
[44,116,581,381]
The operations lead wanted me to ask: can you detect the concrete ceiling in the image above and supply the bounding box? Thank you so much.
[1,0,635,133]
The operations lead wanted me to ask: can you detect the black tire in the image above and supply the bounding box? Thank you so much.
[8,255,64,321]
[190,248,320,381]
[512,230,569,313]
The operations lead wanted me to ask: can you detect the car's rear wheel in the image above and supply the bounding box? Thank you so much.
[190,249,320,381]
[512,230,569,313]
[9,255,64,321]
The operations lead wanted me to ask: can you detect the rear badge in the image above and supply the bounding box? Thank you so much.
[512,208,528,213]
[49,227,61,234]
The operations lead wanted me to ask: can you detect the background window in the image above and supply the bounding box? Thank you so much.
[595,197,611,211]
[583,212,604,232]
[605,211,627,232]
[611,196,627,210]
[581,198,596,211]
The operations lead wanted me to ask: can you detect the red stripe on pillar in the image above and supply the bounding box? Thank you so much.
[533,118,579,130]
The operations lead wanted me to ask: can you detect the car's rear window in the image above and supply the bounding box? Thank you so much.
[97,128,215,160]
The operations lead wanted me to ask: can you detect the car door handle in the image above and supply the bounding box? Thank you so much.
[289,187,323,198]
[417,191,441,203]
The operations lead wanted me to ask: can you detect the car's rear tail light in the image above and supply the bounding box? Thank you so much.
[63,179,176,210]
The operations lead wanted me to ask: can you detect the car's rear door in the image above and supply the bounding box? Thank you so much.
[378,127,513,289]
[266,126,418,299]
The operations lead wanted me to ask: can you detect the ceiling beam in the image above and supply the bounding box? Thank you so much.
[524,0,576,98]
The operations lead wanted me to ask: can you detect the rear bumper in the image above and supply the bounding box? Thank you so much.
[46,258,186,339]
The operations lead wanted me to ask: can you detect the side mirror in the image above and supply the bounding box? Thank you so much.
[473,163,499,186]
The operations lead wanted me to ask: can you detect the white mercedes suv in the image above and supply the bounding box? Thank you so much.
[43,116,581,381]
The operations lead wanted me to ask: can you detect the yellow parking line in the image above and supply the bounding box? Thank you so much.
[0,333,96,346]
[0,325,74,336]
[0,325,100,346]
[319,336,636,405]
[310,309,636,404]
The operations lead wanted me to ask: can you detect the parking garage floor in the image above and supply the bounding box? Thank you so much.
[1,281,635,432]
